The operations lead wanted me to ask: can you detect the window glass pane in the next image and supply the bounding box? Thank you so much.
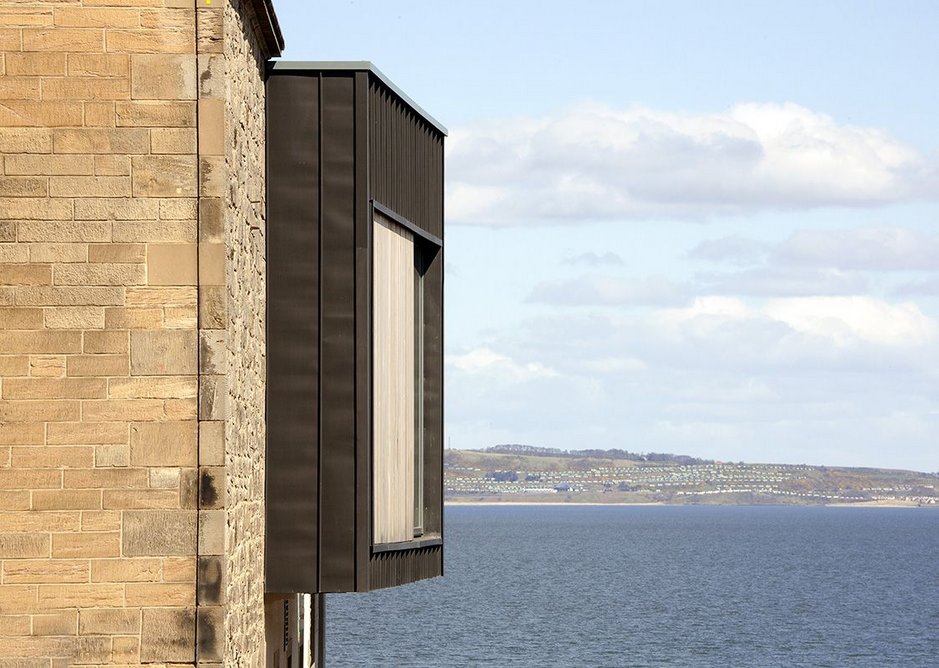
[372,213,416,544]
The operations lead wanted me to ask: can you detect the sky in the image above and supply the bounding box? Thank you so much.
[273,0,939,472]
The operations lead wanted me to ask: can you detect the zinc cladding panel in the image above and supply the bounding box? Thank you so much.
[265,74,320,594]
[266,67,443,593]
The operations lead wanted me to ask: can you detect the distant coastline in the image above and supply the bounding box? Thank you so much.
[445,500,935,509]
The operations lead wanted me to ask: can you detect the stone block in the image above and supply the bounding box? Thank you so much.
[149,467,180,489]
[126,286,196,306]
[62,467,148,490]
[16,287,123,306]
[90,559,160,583]
[49,175,131,198]
[12,445,95,468]
[0,264,50,285]
[151,127,197,154]
[79,608,140,635]
[55,8,140,29]
[29,243,88,263]
[179,466,198,509]
[83,330,129,355]
[0,400,80,423]
[199,285,226,329]
[42,78,130,101]
[4,154,92,176]
[17,221,110,242]
[103,488,179,509]
[2,559,89,584]
[95,444,129,467]
[198,242,225,285]
[198,420,225,466]
[31,611,77,636]
[5,53,66,77]
[81,399,166,421]
[2,378,107,400]
[37,584,124,610]
[53,128,149,154]
[199,467,225,509]
[0,176,47,197]
[197,555,225,605]
[164,305,197,329]
[130,421,196,466]
[132,54,196,100]
[130,329,196,375]
[0,534,49,559]
[147,243,197,284]
[53,262,144,285]
[0,198,73,221]
[44,306,106,330]
[0,101,84,128]
[0,331,81,355]
[84,101,116,127]
[75,197,159,221]
[0,423,44,445]
[31,489,101,511]
[22,28,104,52]
[117,100,195,127]
[104,307,164,329]
[113,219,196,243]
[46,421,128,445]
[0,128,51,154]
[0,308,43,329]
[163,557,196,583]
[197,509,224,555]
[140,608,195,663]
[0,357,28,377]
[106,29,194,54]
[123,510,196,556]
[51,532,120,558]
[197,605,223,661]
[94,155,130,176]
[132,155,197,197]
[126,582,192,607]
[89,243,146,263]
[24,356,66,380]
[66,53,129,76]
[67,354,129,377]
[160,198,198,220]
[197,97,224,155]
[81,510,122,532]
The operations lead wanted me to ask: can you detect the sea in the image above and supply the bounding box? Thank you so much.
[327,505,939,667]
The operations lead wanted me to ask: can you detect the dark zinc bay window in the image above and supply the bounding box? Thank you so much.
[265,62,445,595]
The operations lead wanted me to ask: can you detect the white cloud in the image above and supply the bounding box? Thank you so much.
[446,346,559,381]
[763,296,938,347]
[772,226,939,270]
[562,251,624,267]
[697,267,870,297]
[447,102,934,225]
[657,295,937,348]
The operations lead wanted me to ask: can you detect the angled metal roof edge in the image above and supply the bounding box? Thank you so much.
[248,0,285,57]
[269,61,448,136]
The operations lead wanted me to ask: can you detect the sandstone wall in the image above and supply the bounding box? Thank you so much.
[220,0,268,665]
[0,0,274,665]
[0,1,202,664]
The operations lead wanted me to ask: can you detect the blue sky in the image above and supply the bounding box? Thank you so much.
[274,1,939,471]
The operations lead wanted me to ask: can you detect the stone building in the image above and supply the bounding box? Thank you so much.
[0,0,446,665]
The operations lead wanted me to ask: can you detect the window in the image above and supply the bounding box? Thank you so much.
[372,210,427,544]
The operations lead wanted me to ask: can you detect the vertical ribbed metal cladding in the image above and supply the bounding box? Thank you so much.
[318,72,358,592]
[368,546,443,590]
[368,76,445,241]
[265,73,321,594]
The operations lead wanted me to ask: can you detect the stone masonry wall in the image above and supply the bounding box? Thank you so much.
[221,1,267,664]
[0,0,273,665]
[0,0,202,664]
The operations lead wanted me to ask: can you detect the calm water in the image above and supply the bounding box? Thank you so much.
[328,505,939,667]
